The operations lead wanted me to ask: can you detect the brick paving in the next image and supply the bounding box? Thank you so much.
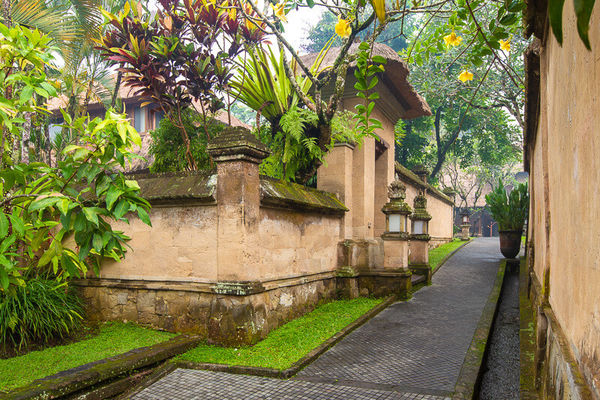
[132,238,501,399]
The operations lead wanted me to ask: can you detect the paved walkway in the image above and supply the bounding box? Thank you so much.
[132,238,502,399]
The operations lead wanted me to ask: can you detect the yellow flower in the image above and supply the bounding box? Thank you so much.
[499,39,511,52]
[335,17,351,39]
[443,30,462,47]
[458,69,474,83]
[271,2,287,23]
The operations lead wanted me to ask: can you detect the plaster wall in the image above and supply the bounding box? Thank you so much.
[397,176,453,245]
[256,207,342,280]
[100,203,341,284]
[427,194,454,243]
[529,1,600,395]
[100,205,218,282]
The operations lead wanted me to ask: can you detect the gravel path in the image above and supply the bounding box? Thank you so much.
[478,267,520,399]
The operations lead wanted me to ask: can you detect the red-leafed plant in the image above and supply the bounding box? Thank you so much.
[97,0,266,170]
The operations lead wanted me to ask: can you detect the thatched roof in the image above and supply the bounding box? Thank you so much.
[300,42,431,120]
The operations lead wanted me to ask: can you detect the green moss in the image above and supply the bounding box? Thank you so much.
[0,322,174,391]
[428,239,468,270]
[260,176,347,213]
[177,297,382,370]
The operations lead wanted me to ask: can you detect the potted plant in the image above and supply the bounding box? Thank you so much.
[485,180,529,258]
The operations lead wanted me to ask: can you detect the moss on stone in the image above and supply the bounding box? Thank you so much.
[260,176,347,214]
[128,171,217,204]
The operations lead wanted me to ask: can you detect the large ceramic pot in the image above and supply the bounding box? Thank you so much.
[499,230,522,258]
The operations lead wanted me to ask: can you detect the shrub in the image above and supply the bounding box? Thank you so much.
[0,279,83,350]
[149,108,224,173]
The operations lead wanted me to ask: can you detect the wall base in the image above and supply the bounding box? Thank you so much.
[526,268,595,400]
[77,268,412,346]
[409,263,432,284]
[76,277,336,347]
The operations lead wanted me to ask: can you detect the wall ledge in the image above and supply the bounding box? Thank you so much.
[73,271,338,296]
[394,162,454,206]
[126,170,217,205]
[260,176,348,215]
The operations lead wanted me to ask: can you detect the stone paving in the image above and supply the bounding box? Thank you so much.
[131,238,501,399]
[133,369,449,399]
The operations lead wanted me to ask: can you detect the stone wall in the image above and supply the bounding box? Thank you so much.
[395,163,454,247]
[76,127,415,345]
[79,274,337,346]
[524,0,600,397]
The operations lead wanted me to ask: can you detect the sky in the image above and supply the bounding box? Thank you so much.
[281,6,324,51]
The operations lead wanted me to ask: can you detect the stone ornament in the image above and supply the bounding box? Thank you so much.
[387,180,407,202]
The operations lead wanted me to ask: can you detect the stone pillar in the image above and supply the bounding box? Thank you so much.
[409,194,432,284]
[411,163,429,184]
[460,210,471,241]
[352,136,376,239]
[381,181,412,271]
[207,127,269,282]
[317,142,354,239]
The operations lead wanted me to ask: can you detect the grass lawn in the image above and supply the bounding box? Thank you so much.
[429,238,469,270]
[0,322,175,391]
[178,297,383,370]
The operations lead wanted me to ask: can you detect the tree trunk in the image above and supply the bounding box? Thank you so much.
[111,70,122,109]
[44,121,51,167]
[21,112,32,163]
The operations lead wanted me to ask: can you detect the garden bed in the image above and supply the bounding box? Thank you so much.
[429,238,471,270]
[176,297,386,372]
[0,322,175,392]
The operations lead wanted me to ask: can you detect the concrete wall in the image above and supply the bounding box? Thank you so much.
[526,1,600,396]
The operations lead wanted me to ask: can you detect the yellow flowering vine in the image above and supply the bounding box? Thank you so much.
[443,30,462,47]
[499,39,510,52]
[458,69,473,82]
[271,1,287,23]
[335,17,351,38]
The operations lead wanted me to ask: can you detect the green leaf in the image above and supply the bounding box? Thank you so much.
[306,0,315,7]
[113,200,130,220]
[371,55,387,64]
[549,0,566,45]
[61,253,80,277]
[0,213,8,239]
[92,233,104,252]
[0,268,8,289]
[29,196,61,212]
[137,207,152,226]
[20,86,34,103]
[83,207,99,227]
[105,186,123,210]
[9,214,24,237]
[499,12,518,25]
[573,0,596,49]
[38,247,54,267]
[74,212,87,231]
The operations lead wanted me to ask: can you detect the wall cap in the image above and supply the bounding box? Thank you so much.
[125,170,217,205]
[260,176,348,215]
[395,162,454,206]
[207,126,270,164]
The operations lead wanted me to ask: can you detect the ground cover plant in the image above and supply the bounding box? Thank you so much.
[178,297,382,370]
[0,279,83,352]
[429,239,468,270]
[0,322,174,392]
